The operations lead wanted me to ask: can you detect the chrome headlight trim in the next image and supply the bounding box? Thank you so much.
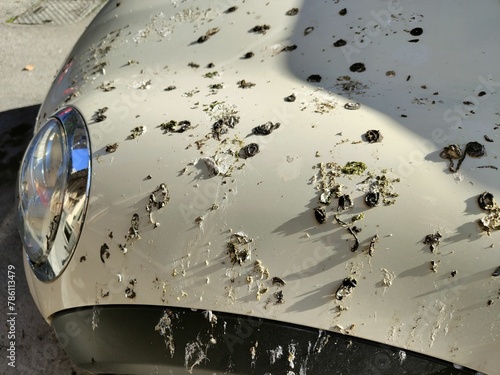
[18,107,91,281]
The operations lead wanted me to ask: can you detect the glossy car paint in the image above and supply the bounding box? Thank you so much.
[25,0,500,373]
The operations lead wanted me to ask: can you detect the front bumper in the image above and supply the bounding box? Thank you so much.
[52,305,477,374]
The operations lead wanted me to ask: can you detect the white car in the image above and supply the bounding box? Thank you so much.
[18,0,499,374]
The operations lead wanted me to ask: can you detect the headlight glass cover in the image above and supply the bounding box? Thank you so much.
[18,107,90,281]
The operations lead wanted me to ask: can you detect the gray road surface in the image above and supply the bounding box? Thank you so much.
[0,1,104,374]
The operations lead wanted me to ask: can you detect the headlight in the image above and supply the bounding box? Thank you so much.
[18,107,91,281]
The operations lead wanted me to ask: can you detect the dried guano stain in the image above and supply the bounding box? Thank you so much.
[128,126,146,139]
[281,45,297,52]
[410,27,423,36]
[94,107,108,122]
[227,232,253,265]
[478,192,495,210]
[492,266,500,277]
[304,26,314,36]
[272,277,286,286]
[197,27,220,43]
[477,192,500,234]
[237,80,256,89]
[105,143,118,153]
[335,277,357,300]
[314,207,327,224]
[344,102,360,110]
[125,279,136,299]
[160,120,192,134]
[252,122,280,136]
[97,81,115,92]
[440,144,462,172]
[334,39,347,47]
[239,143,260,158]
[307,74,322,83]
[338,194,353,211]
[441,142,485,172]
[148,184,170,210]
[274,290,285,304]
[126,214,141,241]
[349,63,366,73]
[368,235,379,256]
[211,115,239,140]
[250,25,270,34]
[364,192,380,208]
[155,311,175,358]
[341,161,367,175]
[364,130,382,143]
[100,243,110,263]
[423,232,442,253]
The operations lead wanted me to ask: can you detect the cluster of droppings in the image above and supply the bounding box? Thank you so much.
[155,310,175,358]
[360,171,400,205]
[335,277,357,301]
[440,141,486,173]
[477,192,500,234]
[423,232,442,253]
[127,126,146,140]
[311,162,399,253]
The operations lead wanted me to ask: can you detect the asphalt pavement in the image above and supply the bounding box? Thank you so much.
[0,1,105,374]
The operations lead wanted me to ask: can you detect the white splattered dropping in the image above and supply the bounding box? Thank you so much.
[269,345,283,365]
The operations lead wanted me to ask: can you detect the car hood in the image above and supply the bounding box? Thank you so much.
[29,0,500,373]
